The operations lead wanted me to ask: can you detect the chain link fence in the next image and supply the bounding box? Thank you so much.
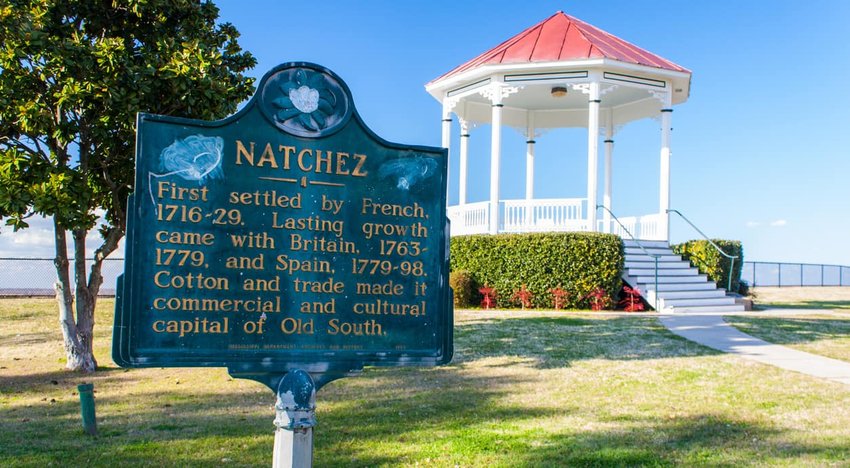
[3,258,848,296]
[0,257,125,297]
[742,261,850,287]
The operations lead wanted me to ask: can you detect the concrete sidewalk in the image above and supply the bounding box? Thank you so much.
[660,312,850,386]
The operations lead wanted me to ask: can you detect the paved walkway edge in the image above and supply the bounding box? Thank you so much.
[659,313,850,386]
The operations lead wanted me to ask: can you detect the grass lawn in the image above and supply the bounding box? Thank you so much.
[752,286,850,311]
[724,287,850,362]
[725,315,850,362]
[2,299,850,466]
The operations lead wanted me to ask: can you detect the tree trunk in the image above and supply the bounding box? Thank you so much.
[53,219,124,373]
[72,229,98,372]
[53,221,97,372]
[54,221,96,372]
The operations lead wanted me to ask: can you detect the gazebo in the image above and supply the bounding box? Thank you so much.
[426,11,691,241]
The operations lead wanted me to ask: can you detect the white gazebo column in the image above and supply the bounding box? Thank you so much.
[586,81,601,232]
[458,118,470,205]
[659,92,673,241]
[488,93,504,234]
[525,112,535,227]
[603,109,614,233]
[441,99,453,199]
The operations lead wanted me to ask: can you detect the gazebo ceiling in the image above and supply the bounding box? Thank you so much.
[426,11,692,129]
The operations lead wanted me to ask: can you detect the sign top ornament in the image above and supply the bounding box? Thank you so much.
[259,65,353,138]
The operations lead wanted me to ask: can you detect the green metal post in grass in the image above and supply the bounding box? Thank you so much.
[77,383,97,436]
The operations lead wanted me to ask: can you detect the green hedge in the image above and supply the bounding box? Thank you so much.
[449,270,476,308]
[671,239,744,292]
[450,232,624,309]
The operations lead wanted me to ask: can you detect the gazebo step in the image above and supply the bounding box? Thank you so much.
[624,260,691,269]
[624,247,674,256]
[661,297,736,307]
[636,282,717,292]
[624,255,682,263]
[634,274,708,284]
[656,289,727,300]
[622,240,670,249]
[664,304,745,313]
[629,268,699,277]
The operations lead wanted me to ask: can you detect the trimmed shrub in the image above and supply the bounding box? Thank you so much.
[671,239,743,292]
[450,232,623,309]
[737,279,754,297]
[449,270,477,308]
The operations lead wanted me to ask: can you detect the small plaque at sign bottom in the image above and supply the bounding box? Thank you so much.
[113,62,452,390]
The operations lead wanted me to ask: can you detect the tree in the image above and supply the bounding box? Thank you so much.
[0,0,255,372]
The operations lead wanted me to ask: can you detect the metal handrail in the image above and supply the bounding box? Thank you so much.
[597,205,660,310]
[666,209,738,292]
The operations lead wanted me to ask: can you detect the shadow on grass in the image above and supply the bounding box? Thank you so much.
[726,315,850,347]
[318,367,848,466]
[6,365,841,467]
[516,413,848,467]
[0,365,139,395]
[1,314,837,466]
[0,330,56,348]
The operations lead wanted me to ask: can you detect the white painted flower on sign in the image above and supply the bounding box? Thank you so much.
[290,86,320,113]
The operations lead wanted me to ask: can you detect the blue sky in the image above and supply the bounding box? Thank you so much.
[2,0,849,267]
[216,0,850,266]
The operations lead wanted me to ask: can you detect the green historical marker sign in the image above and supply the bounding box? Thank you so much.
[113,63,452,391]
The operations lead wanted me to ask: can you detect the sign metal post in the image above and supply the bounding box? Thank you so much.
[272,369,316,467]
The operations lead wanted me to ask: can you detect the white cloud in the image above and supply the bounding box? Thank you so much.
[744,219,788,229]
[0,216,54,257]
[1,215,125,258]
[12,229,53,247]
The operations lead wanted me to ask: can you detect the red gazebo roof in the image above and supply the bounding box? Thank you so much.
[431,11,690,84]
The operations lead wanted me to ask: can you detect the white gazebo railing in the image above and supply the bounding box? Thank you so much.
[502,198,587,233]
[600,213,666,241]
[448,201,490,236]
[448,198,591,235]
[449,199,666,239]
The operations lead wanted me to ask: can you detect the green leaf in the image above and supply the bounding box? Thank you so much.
[298,113,317,131]
[280,81,298,94]
[277,108,300,122]
[318,97,333,114]
[272,96,293,109]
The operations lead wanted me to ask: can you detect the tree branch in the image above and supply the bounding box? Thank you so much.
[86,224,123,298]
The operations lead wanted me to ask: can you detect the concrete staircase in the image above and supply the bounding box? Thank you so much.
[622,239,744,313]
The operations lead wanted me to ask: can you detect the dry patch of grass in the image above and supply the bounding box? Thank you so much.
[731,287,850,361]
[726,315,850,363]
[753,287,850,311]
[3,301,850,466]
